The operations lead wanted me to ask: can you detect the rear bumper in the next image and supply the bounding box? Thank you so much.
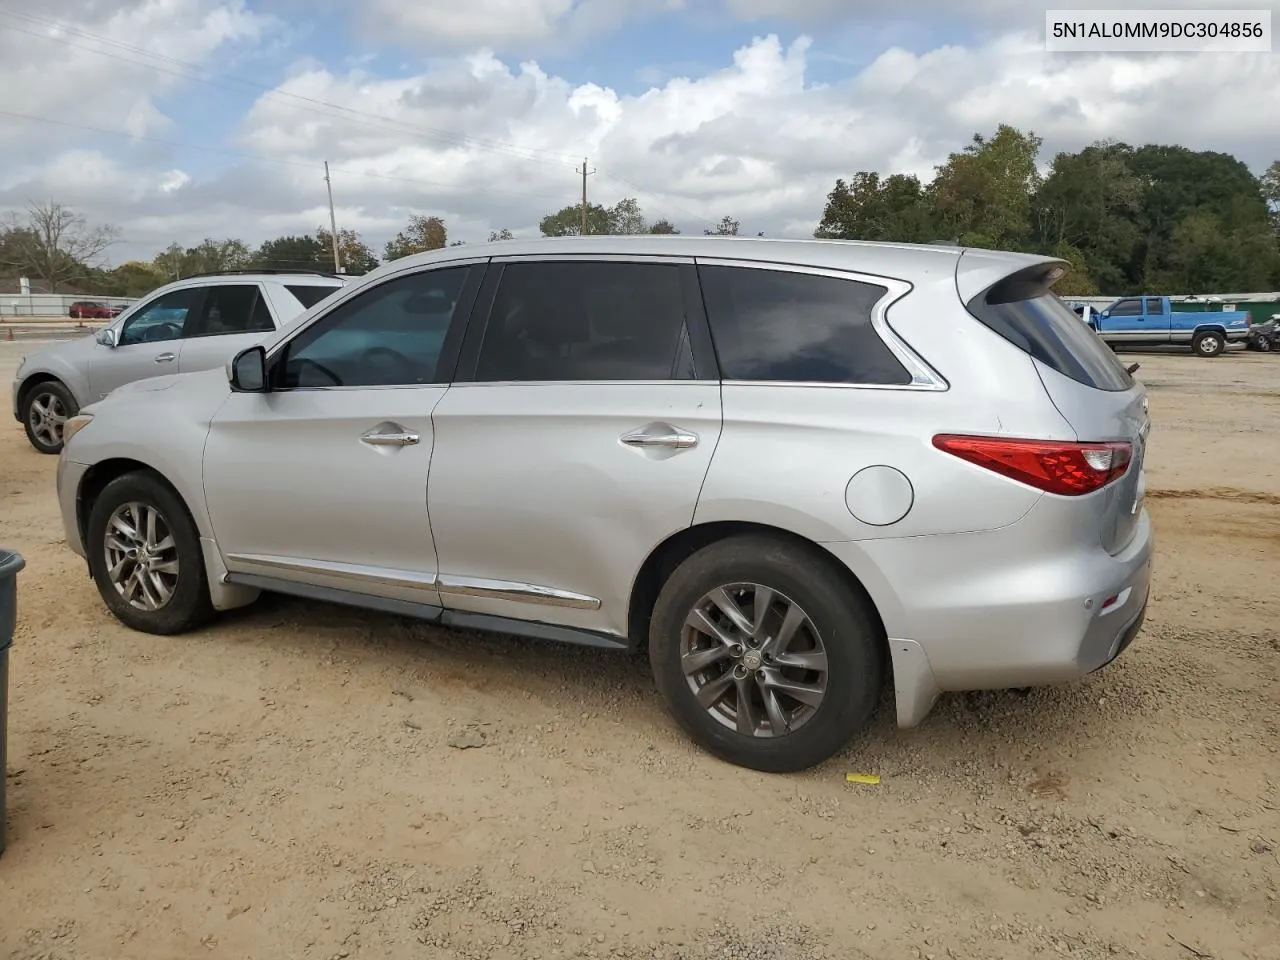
[826,504,1154,728]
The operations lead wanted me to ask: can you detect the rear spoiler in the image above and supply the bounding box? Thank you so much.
[954,249,1069,307]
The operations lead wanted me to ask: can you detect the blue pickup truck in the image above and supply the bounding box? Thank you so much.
[1084,296,1252,357]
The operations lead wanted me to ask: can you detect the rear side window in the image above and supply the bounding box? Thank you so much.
[966,271,1134,392]
[286,284,339,309]
[697,265,911,385]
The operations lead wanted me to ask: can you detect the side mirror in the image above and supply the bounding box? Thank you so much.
[95,327,118,348]
[229,346,268,393]
[1100,311,1110,319]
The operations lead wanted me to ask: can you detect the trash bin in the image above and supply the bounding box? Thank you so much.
[0,549,25,858]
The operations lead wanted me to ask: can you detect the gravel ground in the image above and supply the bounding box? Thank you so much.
[1,342,1277,960]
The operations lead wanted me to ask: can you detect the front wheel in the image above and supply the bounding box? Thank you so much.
[1192,332,1225,357]
[86,472,215,635]
[648,535,884,773]
[21,380,78,454]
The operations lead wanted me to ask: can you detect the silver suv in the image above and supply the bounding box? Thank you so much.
[12,271,346,453]
[54,237,1152,772]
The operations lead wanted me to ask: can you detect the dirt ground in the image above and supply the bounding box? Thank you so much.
[1,340,1277,960]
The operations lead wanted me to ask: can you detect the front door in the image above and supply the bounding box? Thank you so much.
[427,256,723,639]
[89,286,205,399]
[178,283,278,376]
[203,261,487,607]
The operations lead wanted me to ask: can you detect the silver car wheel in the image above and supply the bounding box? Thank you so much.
[103,502,180,611]
[1199,335,1221,354]
[27,390,68,448]
[680,582,829,738]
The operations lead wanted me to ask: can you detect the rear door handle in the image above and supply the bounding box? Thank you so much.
[154,352,176,363]
[621,427,698,449]
[361,432,419,446]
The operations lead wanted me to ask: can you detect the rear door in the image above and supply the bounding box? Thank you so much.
[177,283,276,376]
[425,255,723,638]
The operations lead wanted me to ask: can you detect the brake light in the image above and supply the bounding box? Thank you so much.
[932,435,1132,496]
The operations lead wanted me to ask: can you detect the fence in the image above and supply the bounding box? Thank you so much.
[0,294,137,318]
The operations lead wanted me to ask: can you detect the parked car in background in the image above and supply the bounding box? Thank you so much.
[1087,295,1251,356]
[1245,316,1277,352]
[13,271,345,453]
[68,301,124,320]
[54,237,1152,772]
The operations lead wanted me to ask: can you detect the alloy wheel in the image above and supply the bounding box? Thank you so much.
[103,502,181,611]
[27,390,68,448]
[680,582,829,738]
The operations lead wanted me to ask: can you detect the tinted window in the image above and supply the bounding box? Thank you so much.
[278,267,472,388]
[698,266,910,385]
[119,288,204,346]
[1144,297,1163,315]
[287,284,339,309]
[968,292,1133,392]
[474,261,689,382]
[186,285,272,337]
[1109,299,1141,316]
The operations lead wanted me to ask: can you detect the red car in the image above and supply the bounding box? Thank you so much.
[68,301,123,319]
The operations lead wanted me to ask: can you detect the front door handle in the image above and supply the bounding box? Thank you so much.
[154,352,176,363]
[361,432,419,447]
[621,426,698,449]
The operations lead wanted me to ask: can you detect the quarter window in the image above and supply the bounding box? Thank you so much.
[277,266,474,388]
[118,288,204,346]
[473,261,691,382]
[286,284,339,309]
[697,265,910,385]
[186,285,273,337]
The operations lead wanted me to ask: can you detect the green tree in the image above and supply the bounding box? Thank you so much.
[384,215,448,260]
[931,125,1042,250]
[488,229,514,242]
[1032,142,1143,292]
[540,202,614,236]
[648,219,679,234]
[704,216,740,236]
[610,198,648,234]
[317,227,379,274]
[815,172,938,242]
[253,235,327,271]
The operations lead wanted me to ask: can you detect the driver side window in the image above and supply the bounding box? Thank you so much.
[118,288,205,346]
[277,266,476,389]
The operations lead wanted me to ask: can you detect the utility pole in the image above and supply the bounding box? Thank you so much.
[323,161,342,273]
[576,158,596,235]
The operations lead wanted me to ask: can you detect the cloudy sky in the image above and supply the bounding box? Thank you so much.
[0,0,1277,264]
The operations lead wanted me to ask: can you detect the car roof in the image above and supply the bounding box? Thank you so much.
[371,235,1056,287]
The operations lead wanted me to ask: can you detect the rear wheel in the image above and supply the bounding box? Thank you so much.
[86,472,214,635]
[1192,331,1224,357]
[21,380,78,454]
[648,535,884,773]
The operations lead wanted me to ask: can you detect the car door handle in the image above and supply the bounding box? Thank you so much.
[361,432,419,446]
[154,352,176,363]
[621,428,698,449]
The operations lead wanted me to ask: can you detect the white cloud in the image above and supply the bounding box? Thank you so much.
[2,0,1279,264]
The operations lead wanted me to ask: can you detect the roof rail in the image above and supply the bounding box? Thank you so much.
[181,268,345,279]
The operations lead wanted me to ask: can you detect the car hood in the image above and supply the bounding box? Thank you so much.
[81,366,229,417]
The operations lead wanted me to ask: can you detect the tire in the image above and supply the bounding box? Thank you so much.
[1257,337,1272,353]
[1192,331,1225,357]
[21,380,79,455]
[648,535,884,773]
[85,471,215,635]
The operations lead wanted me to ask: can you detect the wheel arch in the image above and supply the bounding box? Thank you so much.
[627,521,890,656]
[18,371,78,411]
[77,458,199,552]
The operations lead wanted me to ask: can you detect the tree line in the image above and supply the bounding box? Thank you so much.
[4,123,1278,299]
[815,125,1280,296]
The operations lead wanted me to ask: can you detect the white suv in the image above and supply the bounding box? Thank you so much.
[12,270,346,453]
[53,237,1152,772]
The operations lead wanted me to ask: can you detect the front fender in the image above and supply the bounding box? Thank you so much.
[15,351,93,413]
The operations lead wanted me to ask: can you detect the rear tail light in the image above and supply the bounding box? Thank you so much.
[932,434,1132,496]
